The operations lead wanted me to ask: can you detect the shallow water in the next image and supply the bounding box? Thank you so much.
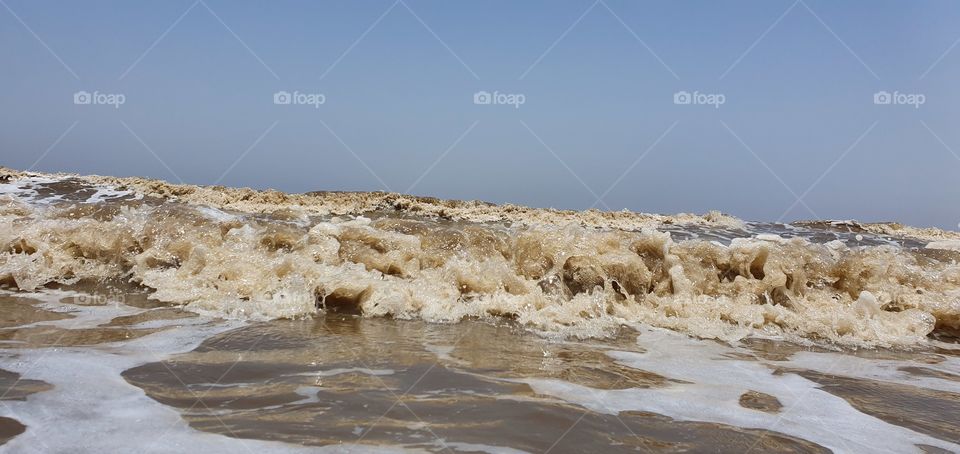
[0,290,958,453]
[1,170,959,452]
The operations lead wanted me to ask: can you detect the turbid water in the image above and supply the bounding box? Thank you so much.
[0,168,958,452]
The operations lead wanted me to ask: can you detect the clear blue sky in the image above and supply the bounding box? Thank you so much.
[2,0,958,228]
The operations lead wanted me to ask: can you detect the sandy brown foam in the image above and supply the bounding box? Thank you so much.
[1,168,959,347]
[0,167,745,231]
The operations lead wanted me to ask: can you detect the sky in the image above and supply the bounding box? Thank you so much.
[1,0,958,229]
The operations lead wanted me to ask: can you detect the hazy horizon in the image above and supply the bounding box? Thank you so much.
[2,0,958,228]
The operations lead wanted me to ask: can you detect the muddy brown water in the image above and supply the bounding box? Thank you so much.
[1,174,960,452]
[0,291,957,453]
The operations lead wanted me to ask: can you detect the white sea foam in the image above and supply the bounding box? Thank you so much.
[517,327,959,454]
[0,291,407,453]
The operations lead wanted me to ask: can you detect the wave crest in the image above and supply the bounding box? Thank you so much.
[1,170,959,347]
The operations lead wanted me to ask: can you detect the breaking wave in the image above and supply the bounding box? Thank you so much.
[1,168,959,347]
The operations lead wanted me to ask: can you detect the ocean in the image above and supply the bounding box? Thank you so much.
[0,168,957,453]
